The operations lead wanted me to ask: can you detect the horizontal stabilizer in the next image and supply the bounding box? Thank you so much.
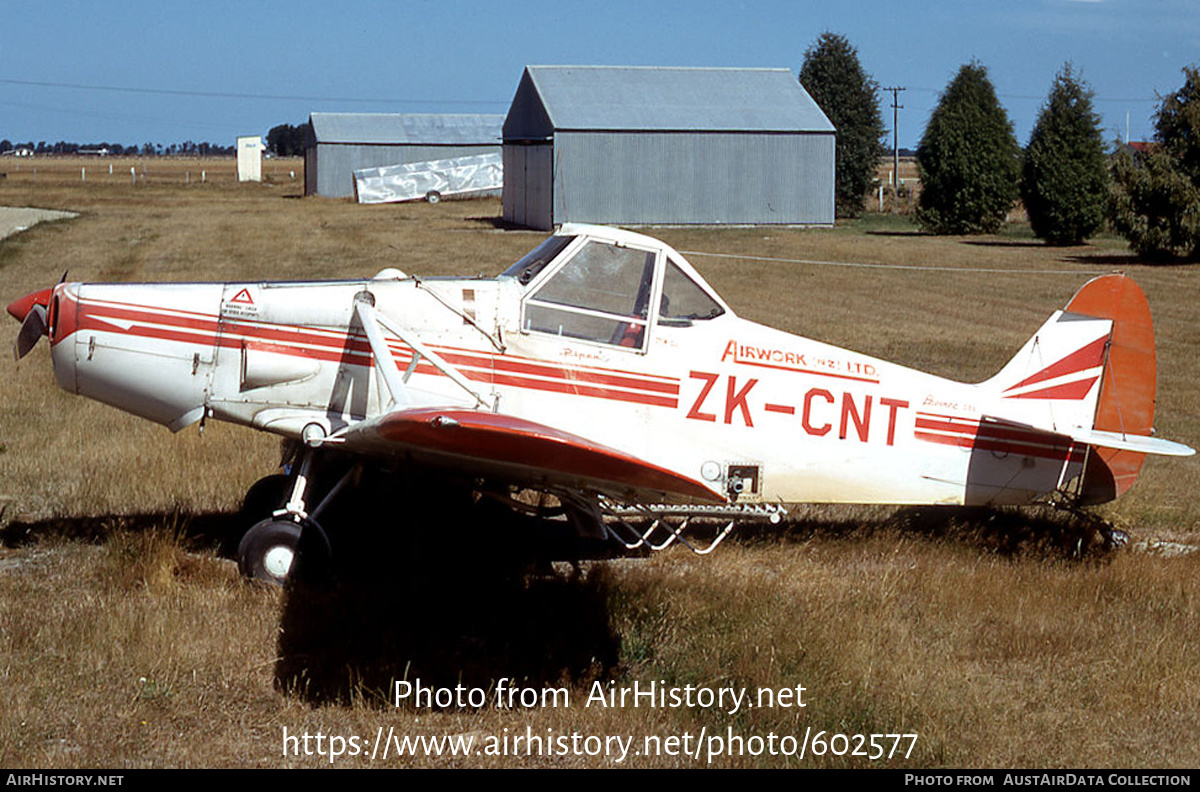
[1066,427,1194,457]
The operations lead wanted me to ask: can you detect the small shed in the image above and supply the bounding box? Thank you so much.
[305,113,504,198]
[236,135,264,182]
[502,66,836,230]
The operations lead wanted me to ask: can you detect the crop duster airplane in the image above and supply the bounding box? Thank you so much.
[8,224,1194,584]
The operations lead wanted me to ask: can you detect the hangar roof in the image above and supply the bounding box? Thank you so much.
[504,66,835,140]
[309,113,504,145]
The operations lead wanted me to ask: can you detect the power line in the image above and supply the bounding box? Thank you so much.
[0,77,508,107]
[905,84,1158,103]
[1,76,1158,109]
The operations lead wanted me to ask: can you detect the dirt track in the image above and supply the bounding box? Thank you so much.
[0,206,77,241]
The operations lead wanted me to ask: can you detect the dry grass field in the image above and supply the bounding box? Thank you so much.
[0,157,1198,768]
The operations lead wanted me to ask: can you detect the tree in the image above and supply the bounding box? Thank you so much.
[267,123,307,157]
[1110,66,1200,261]
[1110,147,1200,260]
[915,61,1021,234]
[799,32,885,218]
[1155,66,1200,184]
[1020,64,1109,245]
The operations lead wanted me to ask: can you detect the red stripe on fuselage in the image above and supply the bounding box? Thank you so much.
[914,413,1084,462]
[71,297,681,408]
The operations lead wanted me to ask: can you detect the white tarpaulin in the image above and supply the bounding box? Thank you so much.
[354,153,503,204]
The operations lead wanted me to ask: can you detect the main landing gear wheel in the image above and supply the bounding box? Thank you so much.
[238,519,302,586]
[239,474,290,523]
[425,190,441,204]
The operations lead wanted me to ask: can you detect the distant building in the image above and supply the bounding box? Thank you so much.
[1122,141,1157,156]
[305,113,504,198]
[502,66,835,229]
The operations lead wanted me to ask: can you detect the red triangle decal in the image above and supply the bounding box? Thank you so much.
[1003,335,1107,393]
[231,288,254,305]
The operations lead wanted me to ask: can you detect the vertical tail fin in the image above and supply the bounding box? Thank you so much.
[963,274,1187,506]
[982,274,1164,503]
[982,295,1113,441]
[1064,274,1157,503]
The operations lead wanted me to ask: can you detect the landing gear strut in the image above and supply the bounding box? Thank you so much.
[235,446,350,585]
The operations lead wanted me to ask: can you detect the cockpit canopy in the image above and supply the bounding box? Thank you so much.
[502,227,726,351]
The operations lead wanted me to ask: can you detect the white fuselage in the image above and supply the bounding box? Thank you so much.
[45,264,1093,508]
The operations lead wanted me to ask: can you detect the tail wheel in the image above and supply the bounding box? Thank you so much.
[238,519,302,586]
[425,190,441,204]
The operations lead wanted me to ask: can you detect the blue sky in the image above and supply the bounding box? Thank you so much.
[1,0,1196,150]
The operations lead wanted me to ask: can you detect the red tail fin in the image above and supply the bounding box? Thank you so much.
[1066,274,1156,503]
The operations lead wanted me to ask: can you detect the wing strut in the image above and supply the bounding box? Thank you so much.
[353,295,493,411]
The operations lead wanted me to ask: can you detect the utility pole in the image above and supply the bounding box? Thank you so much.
[884,86,906,213]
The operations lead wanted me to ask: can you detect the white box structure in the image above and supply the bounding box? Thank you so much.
[237,136,264,182]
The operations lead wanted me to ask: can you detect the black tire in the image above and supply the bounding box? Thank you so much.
[240,474,290,523]
[238,519,302,586]
[425,190,441,204]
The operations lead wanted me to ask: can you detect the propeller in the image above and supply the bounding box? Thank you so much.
[14,303,47,360]
[7,286,54,361]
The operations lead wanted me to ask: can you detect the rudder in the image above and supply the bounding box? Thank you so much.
[1065,274,1156,503]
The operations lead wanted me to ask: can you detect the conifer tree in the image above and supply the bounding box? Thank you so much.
[799,32,885,218]
[1021,65,1108,245]
[916,62,1021,234]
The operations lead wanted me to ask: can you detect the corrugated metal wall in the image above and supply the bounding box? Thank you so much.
[502,144,553,229]
[547,131,834,227]
[500,66,837,228]
[304,147,318,196]
[310,143,501,198]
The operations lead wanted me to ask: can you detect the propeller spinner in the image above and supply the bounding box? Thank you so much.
[7,286,53,360]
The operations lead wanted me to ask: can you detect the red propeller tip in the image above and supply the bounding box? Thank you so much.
[6,288,53,322]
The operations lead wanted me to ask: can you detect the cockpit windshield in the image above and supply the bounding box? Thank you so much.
[523,240,654,349]
[533,242,655,318]
[517,234,726,350]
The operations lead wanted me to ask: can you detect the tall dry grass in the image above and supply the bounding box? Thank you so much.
[0,159,1198,767]
[3,520,1197,767]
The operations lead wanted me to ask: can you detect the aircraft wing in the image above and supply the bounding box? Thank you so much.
[335,406,725,505]
[333,296,723,505]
